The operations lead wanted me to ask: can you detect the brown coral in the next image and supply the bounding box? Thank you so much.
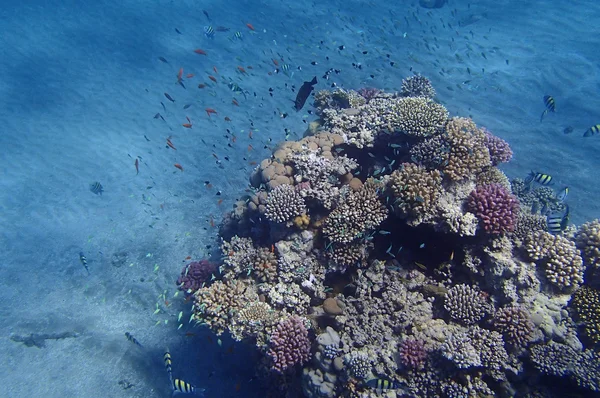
[389,163,442,226]
[576,220,600,268]
[192,280,249,335]
[264,184,306,223]
[525,231,584,289]
[442,117,492,181]
[322,180,388,244]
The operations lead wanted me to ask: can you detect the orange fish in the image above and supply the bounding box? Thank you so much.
[177,68,183,81]
[205,183,213,189]
[213,66,218,74]
[174,163,184,171]
[198,83,207,89]
[208,75,217,83]
[185,256,192,260]
[247,144,253,151]
[237,66,247,74]
[232,99,239,106]
[194,48,207,55]
[249,161,257,166]
[182,123,192,128]
[224,116,232,122]
[167,138,177,150]
[205,108,217,117]
[165,300,170,306]
[246,23,255,31]
[248,130,253,139]
[231,135,237,143]
[209,216,215,228]
[270,244,275,253]
[217,199,223,206]
[272,59,279,66]
[186,73,194,78]
[135,158,139,175]
[212,153,219,159]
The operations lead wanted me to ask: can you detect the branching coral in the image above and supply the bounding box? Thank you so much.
[467,183,519,235]
[442,117,492,181]
[398,338,428,369]
[264,184,306,223]
[389,163,442,226]
[400,74,436,99]
[444,283,488,325]
[483,129,513,165]
[493,305,535,347]
[576,219,600,267]
[322,179,388,244]
[267,315,312,372]
[176,260,217,294]
[525,231,584,289]
[570,286,600,345]
[192,280,251,335]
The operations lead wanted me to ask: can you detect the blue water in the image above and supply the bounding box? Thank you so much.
[1,0,599,396]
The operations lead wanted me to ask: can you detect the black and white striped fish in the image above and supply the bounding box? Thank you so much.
[125,332,143,347]
[89,182,104,195]
[79,252,90,274]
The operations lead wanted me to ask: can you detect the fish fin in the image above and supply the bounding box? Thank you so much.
[310,76,317,85]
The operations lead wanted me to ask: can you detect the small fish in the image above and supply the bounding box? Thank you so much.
[540,95,556,122]
[167,138,177,150]
[182,123,192,128]
[208,75,217,83]
[584,124,600,137]
[203,10,210,21]
[204,25,215,38]
[164,350,173,382]
[246,23,255,31]
[294,76,317,111]
[525,171,553,186]
[125,332,143,347]
[194,49,207,56]
[89,182,104,195]
[547,205,570,234]
[174,163,184,171]
[364,378,406,392]
[232,31,243,40]
[158,56,169,64]
[205,108,217,117]
[228,82,247,99]
[135,158,139,175]
[556,187,568,202]
[164,92,175,102]
[215,26,230,32]
[79,252,90,274]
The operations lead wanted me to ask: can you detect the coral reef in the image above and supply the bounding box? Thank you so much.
[176,260,217,294]
[176,80,600,397]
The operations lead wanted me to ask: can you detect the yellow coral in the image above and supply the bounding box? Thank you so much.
[443,117,492,181]
[293,214,311,229]
[390,163,442,226]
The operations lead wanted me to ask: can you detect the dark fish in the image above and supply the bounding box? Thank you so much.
[563,126,574,134]
[175,28,182,34]
[294,76,317,111]
[584,124,600,137]
[540,95,556,122]
[547,205,569,234]
[525,171,552,186]
[125,332,143,347]
[154,112,166,122]
[90,182,104,195]
[164,93,175,102]
[158,56,168,64]
[79,252,90,274]
[203,10,210,21]
[183,104,192,110]
[215,26,230,32]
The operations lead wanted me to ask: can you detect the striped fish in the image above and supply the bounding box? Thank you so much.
[125,332,142,347]
[203,26,214,38]
[173,378,200,395]
[365,378,406,392]
[164,350,173,383]
[228,82,247,99]
[540,95,555,122]
[525,172,553,186]
[556,187,569,202]
[584,124,600,137]
[547,205,569,234]
[89,182,104,195]
[79,252,90,274]
[232,31,242,40]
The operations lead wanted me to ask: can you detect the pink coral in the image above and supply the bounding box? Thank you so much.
[467,184,519,234]
[176,260,217,294]
[267,316,312,372]
[399,338,428,369]
[483,129,513,165]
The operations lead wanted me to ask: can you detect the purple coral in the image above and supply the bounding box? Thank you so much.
[176,260,217,294]
[398,338,428,369]
[267,316,312,372]
[467,184,519,234]
[483,129,513,165]
[357,87,382,103]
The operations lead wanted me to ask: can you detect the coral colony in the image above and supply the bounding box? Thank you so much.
[179,76,600,397]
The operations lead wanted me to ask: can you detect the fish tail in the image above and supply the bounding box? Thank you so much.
[540,109,547,122]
